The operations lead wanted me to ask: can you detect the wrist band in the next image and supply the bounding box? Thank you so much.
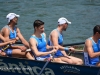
[64,47,69,51]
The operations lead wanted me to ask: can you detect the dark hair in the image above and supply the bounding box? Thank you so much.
[93,25,100,35]
[33,20,44,28]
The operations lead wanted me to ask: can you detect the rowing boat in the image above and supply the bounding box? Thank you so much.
[0,55,100,75]
[0,42,99,75]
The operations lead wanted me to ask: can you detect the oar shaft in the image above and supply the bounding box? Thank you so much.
[38,52,55,75]
[74,49,83,52]
[38,58,51,75]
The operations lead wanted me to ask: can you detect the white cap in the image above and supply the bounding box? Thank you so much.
[6,13,20,23]
[58,17,71,25]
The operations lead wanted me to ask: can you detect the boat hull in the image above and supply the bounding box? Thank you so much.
[0,56,100,75]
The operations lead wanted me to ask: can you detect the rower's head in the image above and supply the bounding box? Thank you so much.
[93,25,100,38]
[58,17,71,31]
[6,13,20,25]
[33,20,44,33]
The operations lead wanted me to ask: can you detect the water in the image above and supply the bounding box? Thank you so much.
[0,0,100,44]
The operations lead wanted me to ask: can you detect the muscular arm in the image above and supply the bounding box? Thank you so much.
[17,28,29,48]
[50,31,65,50]
[0,41,11,47]
[50,31,67,56]
[0,33,10,47]
[0,34,6,42]
[85,39,100,58]
[1,28,10,42]
[29,38,54,57]
[1,27,27,49]
[43,33,54,50]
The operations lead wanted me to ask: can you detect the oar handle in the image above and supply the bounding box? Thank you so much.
[74,49,83,52]
[68,51,72,56]
[50,52,55,61]
[1,44,10,51]
[68,49,83,56]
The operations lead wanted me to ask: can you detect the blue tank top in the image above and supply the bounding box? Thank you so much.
[48,29,63,57]
[84,37,100,66]
[0,25,17,50]
[30,33,50,58]
[4,25,17,39]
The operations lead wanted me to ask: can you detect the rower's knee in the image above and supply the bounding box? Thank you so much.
[26,52,35,60]
[66,60,74,64]
[0,52,6,56]
[96,62,100,67]
[60,57,74,64]
[53,58,66,63]
[75,59,83,65]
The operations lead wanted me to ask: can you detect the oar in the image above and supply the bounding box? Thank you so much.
[38,53,55,75]
[68,51,72,56]
[0,44,11,56]
[74,49,83,52]
[1,44,10,51]
[38,58,51,75]
[67,49,83,56]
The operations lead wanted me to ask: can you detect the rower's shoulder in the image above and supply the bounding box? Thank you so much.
[29,35,37,45]
[85,38,92,47]
[85,37,92,43]
[50,29,58,35]
[1,25,9,33]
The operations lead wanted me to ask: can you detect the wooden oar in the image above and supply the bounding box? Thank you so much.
[67,49,83,56]
[74,49,83,52]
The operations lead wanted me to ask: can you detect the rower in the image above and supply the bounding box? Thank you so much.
[29,20,66,63]
[84,25,100,67]
[0,33,15,56]
[0,13,33,60]
[48,17,83,65]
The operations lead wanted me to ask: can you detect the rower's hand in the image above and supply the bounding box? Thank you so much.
[18,46,27,52]
[68,47,75,52]
[50,49,57,60]
[15,37,19,41]
[53,46,59,50]
[9,40,16,44]
[52,49,57,53]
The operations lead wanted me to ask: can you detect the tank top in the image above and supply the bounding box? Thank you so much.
[0,25,17,50]
[3,25,17,39]
[84,37,100,66]
[30,33,50,60]
[48,29,63,57]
